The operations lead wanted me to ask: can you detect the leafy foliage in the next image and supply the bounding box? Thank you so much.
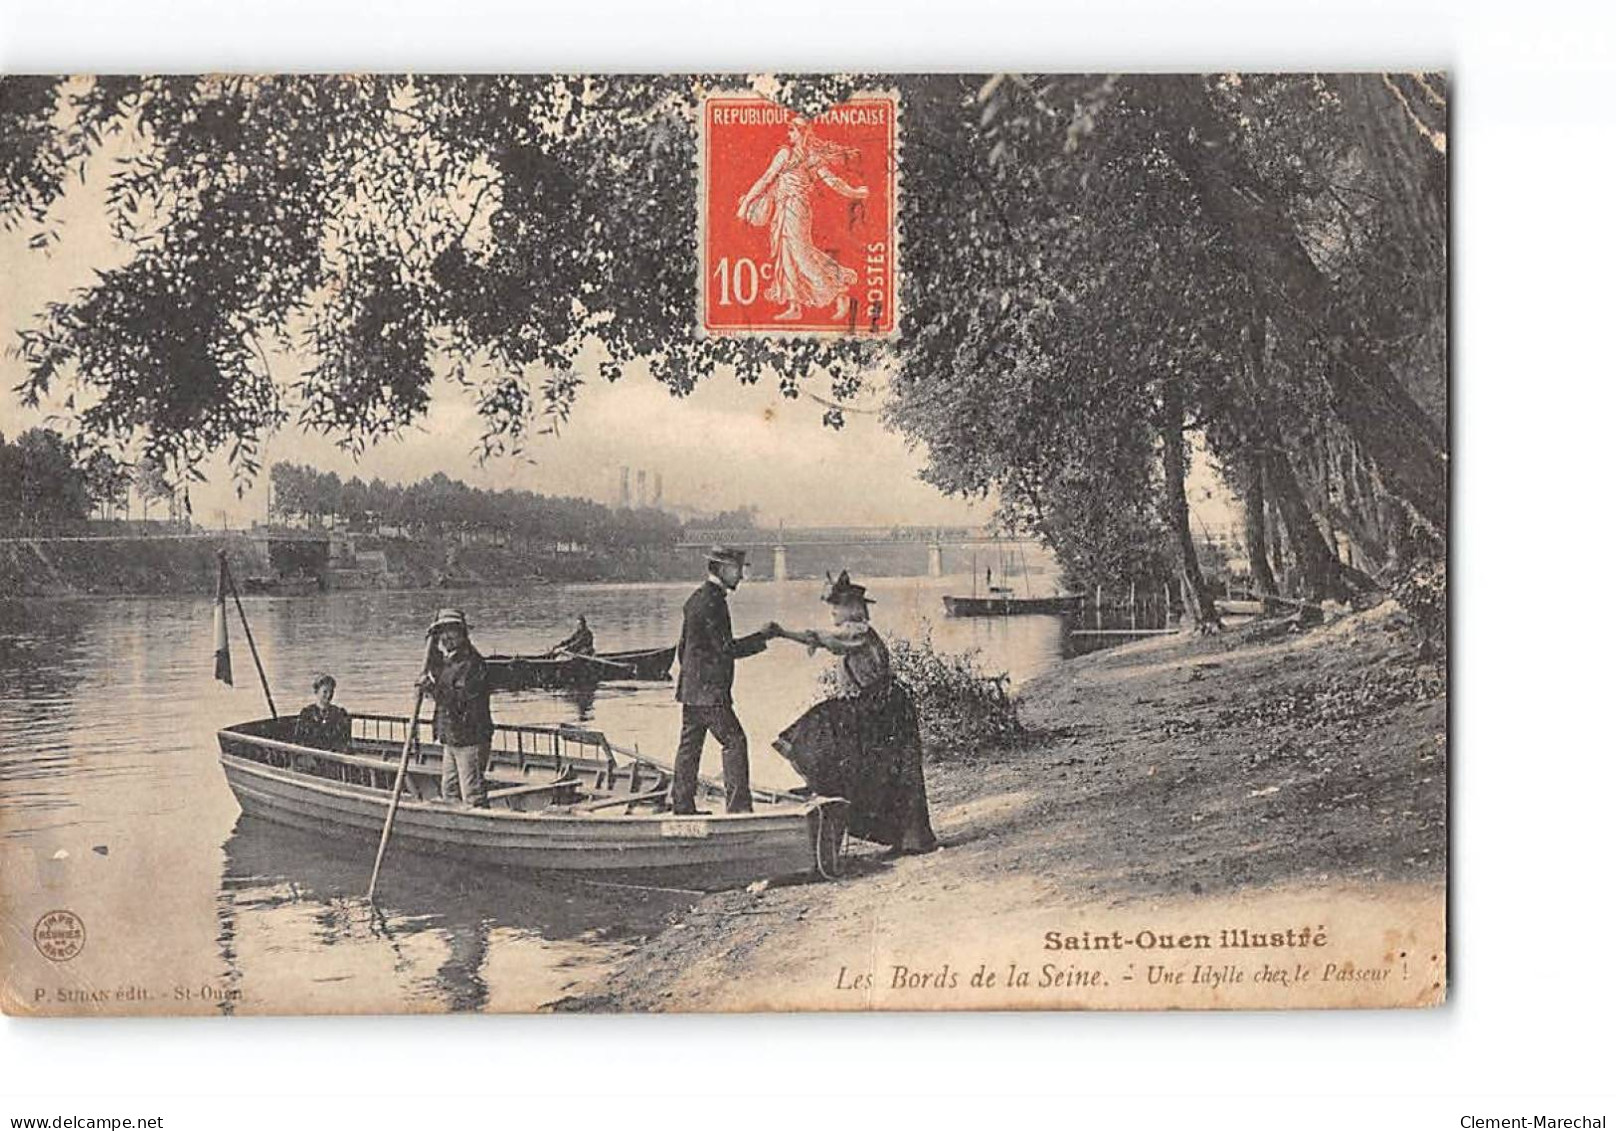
[0,428,95,530]
[887,73,1446,606]
[886,627,1026,755]
[265,460,680,550]
[2,74,879,485]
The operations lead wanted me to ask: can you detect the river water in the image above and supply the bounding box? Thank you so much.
[0,575,1068,1014]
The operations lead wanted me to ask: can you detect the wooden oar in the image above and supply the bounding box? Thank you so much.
[556,648,635,673]
[366,636,438,902]
[573,787,671,813]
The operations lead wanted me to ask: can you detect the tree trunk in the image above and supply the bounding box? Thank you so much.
[1154,74,1448,537]
[1265,447,1351,602]
[1242,456,1279,595]
[1160,382,1220,629]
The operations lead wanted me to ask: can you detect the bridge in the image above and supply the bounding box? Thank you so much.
[675,526,1039,581]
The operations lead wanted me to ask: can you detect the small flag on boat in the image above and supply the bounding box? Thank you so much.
[214,552,233,686]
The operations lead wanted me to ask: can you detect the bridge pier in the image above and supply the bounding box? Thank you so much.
[773,544,788,582]
[927,542,943,578]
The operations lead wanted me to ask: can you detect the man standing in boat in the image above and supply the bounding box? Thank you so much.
[670,546,772,815]
[417,608,493,808]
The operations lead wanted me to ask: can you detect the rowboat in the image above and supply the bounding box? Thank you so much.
[943,593,1086,617]
[484,646,676,691]
[216,712,848,890]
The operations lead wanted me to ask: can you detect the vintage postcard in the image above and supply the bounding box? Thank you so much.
[0,73,1448,1015]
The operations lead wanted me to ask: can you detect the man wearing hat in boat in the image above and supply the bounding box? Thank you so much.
[416,608,493,808]
[553,614,595,657]
[670,545,773,814]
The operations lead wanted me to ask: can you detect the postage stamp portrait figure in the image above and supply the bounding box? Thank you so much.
[700,93,898,337]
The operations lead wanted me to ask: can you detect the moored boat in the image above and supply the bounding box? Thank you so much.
[943,593,1086,617]
[216,712,847,890]
[484,646,676,691]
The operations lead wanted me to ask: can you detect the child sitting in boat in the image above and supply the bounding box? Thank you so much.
[293,673,352,769]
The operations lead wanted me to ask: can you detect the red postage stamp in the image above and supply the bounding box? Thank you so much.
[699,92,899,338]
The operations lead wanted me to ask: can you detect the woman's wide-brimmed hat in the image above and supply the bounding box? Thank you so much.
[426,607,471,636]
[822,570,875,605]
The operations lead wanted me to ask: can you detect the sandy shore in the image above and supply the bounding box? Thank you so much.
[556,601,1447,1013]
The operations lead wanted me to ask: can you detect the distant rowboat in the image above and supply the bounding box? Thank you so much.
[942,594,1085,617]
[484,646,675,691]
[216,712,847,890]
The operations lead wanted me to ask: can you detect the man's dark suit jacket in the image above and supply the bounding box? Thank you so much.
[675,579,767,706]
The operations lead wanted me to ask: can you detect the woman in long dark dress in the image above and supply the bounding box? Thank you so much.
[768,572,938,854]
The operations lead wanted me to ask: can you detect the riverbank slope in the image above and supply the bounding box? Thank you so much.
[557,600,1447,1012]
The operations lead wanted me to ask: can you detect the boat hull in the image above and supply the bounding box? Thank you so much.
[943,594,1086,617]
[217,715,845,890]
[485,646,675,691]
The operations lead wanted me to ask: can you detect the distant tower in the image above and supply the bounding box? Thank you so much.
[619,466,631,508]
[654,471,664,508]
[636,469,647,508]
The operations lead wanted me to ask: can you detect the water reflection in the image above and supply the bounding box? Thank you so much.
[0,598,92,701]
[0,600,91,801]
[558,682,598,722]
[218,815,693,1013]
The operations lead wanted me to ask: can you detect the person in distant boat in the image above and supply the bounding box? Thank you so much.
[293,673,351,766]
[554,614,595,656]
[416,608,492,808]
[767,571,939,855]
[670,546,772,815]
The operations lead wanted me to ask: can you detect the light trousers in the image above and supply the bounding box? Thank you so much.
[441,741,489,807]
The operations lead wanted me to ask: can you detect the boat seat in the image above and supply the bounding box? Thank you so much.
[573,787,672,814]
[485,780,583,808]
